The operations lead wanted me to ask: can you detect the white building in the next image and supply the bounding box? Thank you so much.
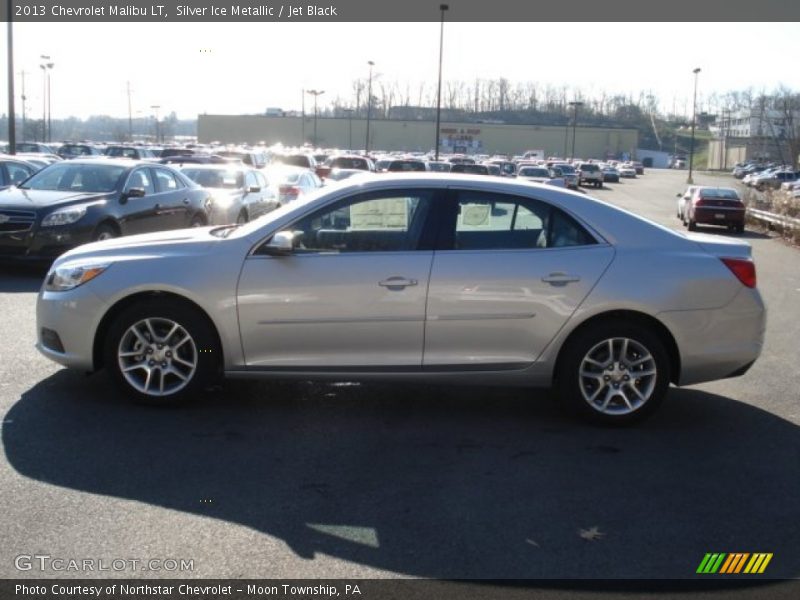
[710,109,798,139]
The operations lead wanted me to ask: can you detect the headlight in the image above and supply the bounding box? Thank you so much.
[45,262,111,292]
[41,205,88,227]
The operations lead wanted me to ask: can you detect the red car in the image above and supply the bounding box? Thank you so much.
[684,186,745,234]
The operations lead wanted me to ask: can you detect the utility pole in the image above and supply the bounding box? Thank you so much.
[127,81,133,141]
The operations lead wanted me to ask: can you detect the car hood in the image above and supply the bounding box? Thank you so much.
[0,187,111,208]
[55,226,219,265]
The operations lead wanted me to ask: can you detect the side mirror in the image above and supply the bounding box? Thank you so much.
[676,192,683,198]
[125,187,146,199]
[263,231,295,256]
[247,185,261,193]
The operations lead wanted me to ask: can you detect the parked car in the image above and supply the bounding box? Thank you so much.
[601,165,620,183]
[618,164,637,178]
[7,142,58,154]
[517,165,564,186]
[180,164,278,225]
[753,170,797,191]
[450,163,490,175]
[631,161,645,175]
[676,185,698,222]
[576,162,603,188]
[267,166,323,204]
[549,164,579,189]
[274,153,318,171]
[325,168,372,182]
[670,156,687,169]
[375,159,428,172]
[104,146,159,160]
[57,143,103,159]
[0,159,210,261]
[36,173,765,426]
[682,186,745,234]
[426,161,452,172]
[0,157,38,189]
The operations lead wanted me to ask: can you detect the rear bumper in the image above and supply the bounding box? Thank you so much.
[658,286,766,386]
[693,207,745,226]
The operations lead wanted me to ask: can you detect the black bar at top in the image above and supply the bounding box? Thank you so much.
[2,0,800,22]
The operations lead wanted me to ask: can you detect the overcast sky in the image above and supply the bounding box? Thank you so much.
[2,22,797,120]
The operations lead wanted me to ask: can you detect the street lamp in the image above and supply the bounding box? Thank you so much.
[687,67,701,184]
[365,61,375,154]
[306,89,325,147]
[39,56,53,143]
[150,105,161,143]
[343,108,354,150]
[434,4,449,161]
[568,100,583,160]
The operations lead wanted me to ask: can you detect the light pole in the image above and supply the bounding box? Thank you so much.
[343,108,354,150]
[365,60,374,154]
[20,70,26,142]
[687,67,701,184]
[306,89,325,147]
[568,100,583,160]
[39,56,53,143]
[150,105,161,143]
[7,1,16,153]
[563,111,569,158]
[434,4,448,160]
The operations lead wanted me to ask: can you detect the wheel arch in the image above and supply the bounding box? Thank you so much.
[92,218,122,239]
[553,310,682,385]
[92,290,223,372]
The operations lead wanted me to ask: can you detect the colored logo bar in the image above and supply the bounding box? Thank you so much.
[697,553,773,574]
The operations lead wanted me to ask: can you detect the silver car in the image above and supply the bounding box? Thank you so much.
[36,174,766,425]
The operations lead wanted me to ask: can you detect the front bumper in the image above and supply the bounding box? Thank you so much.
[36,281,108,371]
[0,224,94,262]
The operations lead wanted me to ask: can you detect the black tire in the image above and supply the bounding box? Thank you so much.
[556,319,670,425]
[687,216,697,231]
[190,214,207,227]
[103,298,220,405]
[736,223,745,234]
[92,223,119,242]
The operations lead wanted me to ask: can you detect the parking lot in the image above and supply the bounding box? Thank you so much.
[1,168,798,580]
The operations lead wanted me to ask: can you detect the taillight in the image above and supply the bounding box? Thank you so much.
[695,197,708,206]
[721,257,757,288]
[280,185,299,197]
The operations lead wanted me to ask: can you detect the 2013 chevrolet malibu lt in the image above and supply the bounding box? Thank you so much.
[36,174,766,424]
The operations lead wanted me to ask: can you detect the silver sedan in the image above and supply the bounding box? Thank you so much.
[36,174,766,424]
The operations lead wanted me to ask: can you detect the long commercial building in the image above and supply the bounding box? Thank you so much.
[198,114,639,158]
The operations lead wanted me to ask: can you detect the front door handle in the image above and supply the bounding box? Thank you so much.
[183,198,190,205]
[541,272,581,285]
[379,277,418,289]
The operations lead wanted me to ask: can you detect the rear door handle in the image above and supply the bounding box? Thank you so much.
[541,272,581,285]
[379,277,418,289]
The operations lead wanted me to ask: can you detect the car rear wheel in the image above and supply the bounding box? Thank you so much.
[104,299,220,405]
[557,320,670,425]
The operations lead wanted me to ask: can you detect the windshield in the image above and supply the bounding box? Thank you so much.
[20,163,125,192]
[182,168,244,189]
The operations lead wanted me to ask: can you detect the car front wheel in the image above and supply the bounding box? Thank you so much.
[104,299,220,405]
[557,320,670,425]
